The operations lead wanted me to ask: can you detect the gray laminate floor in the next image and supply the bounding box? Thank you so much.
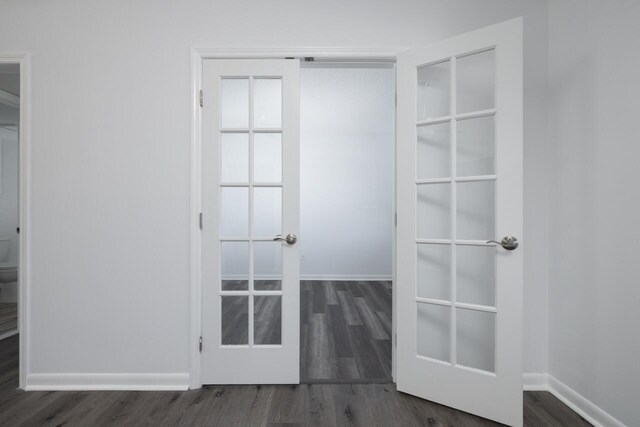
[301,280,391,383]
[0,303,17,335]
[0,335,591,426]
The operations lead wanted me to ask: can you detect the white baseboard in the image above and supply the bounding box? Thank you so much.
[300,275,392,281]
[26,373,189,391]
[523,373,624,427]
[522,372,549,391]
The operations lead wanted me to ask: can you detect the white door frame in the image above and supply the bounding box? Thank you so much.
[0,53,32,390]
[189,47,403,388]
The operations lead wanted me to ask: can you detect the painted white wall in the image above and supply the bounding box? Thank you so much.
[0,0,549,378]
[300,65,394,280]
[547,1,640,425]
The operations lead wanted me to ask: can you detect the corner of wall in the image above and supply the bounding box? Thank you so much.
[523,373,625,427]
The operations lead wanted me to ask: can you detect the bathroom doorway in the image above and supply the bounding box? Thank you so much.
[0,63,20,342]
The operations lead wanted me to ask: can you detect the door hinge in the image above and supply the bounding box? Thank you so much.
[395,92,397,106]
[394,213,397,227]
[199,336,203,352]
[199,212,203,230]
[394,333,398,347]
[199,89,203,107]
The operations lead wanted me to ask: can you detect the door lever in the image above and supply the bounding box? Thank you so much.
[274,233,297,245]
[487,236,519,250]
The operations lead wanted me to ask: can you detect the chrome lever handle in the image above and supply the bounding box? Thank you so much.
[273,233,297,245]
[487,236,519,250]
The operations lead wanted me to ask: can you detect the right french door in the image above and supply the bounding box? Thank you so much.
[396,18,524,427]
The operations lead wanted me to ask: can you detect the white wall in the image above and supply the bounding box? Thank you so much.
[0,0,550,379]
[547,1,640,425]
[300,65,394,280]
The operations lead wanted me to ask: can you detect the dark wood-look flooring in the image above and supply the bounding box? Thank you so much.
[301,280,392,383]
[0,303,17,335]
[0,335,590,427]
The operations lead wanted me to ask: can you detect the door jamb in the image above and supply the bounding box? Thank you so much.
[189,47,405,389]
[0,53,31,390]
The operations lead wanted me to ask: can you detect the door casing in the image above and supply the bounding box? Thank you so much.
[189,48,403,389]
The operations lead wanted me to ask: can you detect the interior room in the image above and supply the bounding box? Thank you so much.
[0,1,639,426]
[299,62,394,383]
[0,64,19,342]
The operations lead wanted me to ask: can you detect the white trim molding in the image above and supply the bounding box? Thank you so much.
[523,373,625,427]
[26,373,190,391]
[522,372,549,391]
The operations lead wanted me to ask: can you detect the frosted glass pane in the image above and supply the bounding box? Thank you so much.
[456,181,494,240]
[417,244,450,300]
[417,61,450,120]
[457,308,495,372]
[221,79,249,128]
[254,79,282,128]
[220,187,248,238]
[457,116,495,177]
[417,303,450,362]
[417,122,450,179]
[254,296,282,345]
[457,50,495,114]
[254,241,282,290]
[254,133,282,183]
[457,245,495,307]
[221,296,248,345]
[221,242,248,291]
[417,183,450,239]
[220,133,249,182]
[253,187,281,237]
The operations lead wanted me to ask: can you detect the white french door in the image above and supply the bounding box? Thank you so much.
[396,19,524,426]
[201,59,300,384]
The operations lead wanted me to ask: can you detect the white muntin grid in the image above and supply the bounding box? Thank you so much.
[218,75,284,348]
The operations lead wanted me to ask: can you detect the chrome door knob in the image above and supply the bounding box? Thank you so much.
[487,236,518,250]
[273,233,297,245]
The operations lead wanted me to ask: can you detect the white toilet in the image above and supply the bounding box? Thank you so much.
[0,238,18,302]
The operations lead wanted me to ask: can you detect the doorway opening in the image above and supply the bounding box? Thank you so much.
[298,62,395,383]
[0,63,20,344]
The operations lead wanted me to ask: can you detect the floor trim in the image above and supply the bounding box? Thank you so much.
[26,373,190,391]
[523,373,624,427]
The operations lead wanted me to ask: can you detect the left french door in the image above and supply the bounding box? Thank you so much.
[201,59,300,384]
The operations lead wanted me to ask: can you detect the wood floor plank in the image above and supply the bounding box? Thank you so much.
[305,314,332,380]
[335,291,362,326]
[326,305,354,358]
[0,303,17,335]
[353,297,390,340]
[325,281,339,305]
[311,282,326,314]
[346,325,389,380]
